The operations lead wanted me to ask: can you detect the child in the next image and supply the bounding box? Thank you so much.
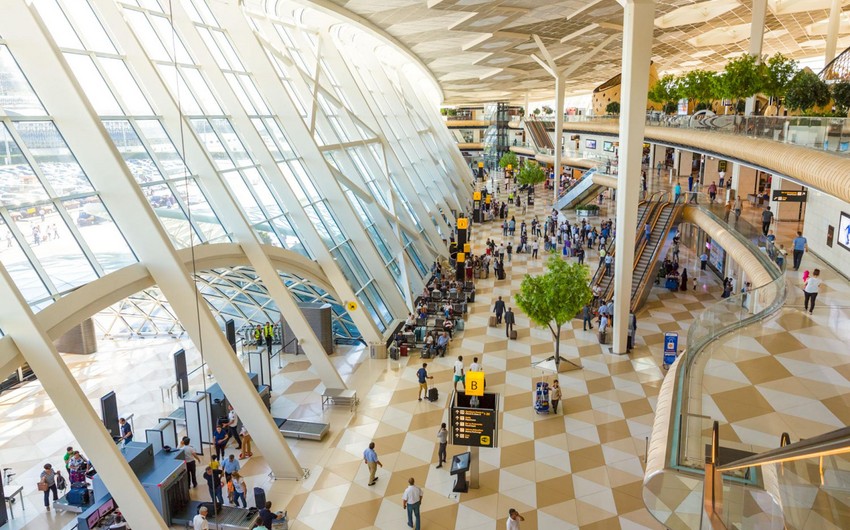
[210,454,220,471]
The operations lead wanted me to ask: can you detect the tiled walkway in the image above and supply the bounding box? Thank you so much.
[0,173,848,529]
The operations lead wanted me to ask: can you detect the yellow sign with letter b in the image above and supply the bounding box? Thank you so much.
[465,371,484,396]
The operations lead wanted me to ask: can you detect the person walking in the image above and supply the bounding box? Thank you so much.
[39,463,59,511]
[119,417,133,443]
[733,196,742,222]
[708,181,717,204]
[363,442,382,486]
[700,252,708,271]
[416,363,433,401]
[453,355,466,392]
[761,207,774,236]
[230,472,247,508]
[226,405,242,450]
[238,425,252,459]
[644,222,651,244]
[803,269,822,314]
[213,424,229,460]
[582,303,593,331]
[792,231,807,271]
[724,201,732,222]
[222,453,240,483]
[673,182,681,203]
[605,253,613,276]
[493,296,506,325]
[193,506,210,530]
[203,465,224,506]
[263,321,274,352]
[436,423,448,468]
[551,380,561,414]
[507,508,525,529]
[504,307,515,338]
[180,436,201,488]
[531,239,538,259]
[402,477,423,530]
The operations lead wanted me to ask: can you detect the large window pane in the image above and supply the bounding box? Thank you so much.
[100,58,153,115]
[63,197,135,272]
[64,53,122,115]
[0,46,46,116]
[13,122,95,196]
[0,218,51,303]
[0,124,50,206]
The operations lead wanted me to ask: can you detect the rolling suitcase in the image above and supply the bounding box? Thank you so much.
[510,330,517,340]
[598,330,607,344]
[67,485,89,506]
[400,345,408,357]
[489,316,497,327]
[254,487,266,509]
[427,385,438,402]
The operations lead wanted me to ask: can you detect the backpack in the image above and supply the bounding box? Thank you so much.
[56,473,67,490]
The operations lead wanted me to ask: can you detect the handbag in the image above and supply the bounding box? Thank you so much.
[37,481,49,492]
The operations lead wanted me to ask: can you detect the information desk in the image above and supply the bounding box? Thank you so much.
[274,417,329,441]
[171,500,259,530]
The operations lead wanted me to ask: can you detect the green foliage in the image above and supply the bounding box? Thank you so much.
[832,81,850,113]
[648,74,680,104]
[542,105,554,115]
[440,108,448,116]
[515,257,592,365]
[678,70,718,105]
[605,101,620,114]
[662,101,678,115]
[516,161,546,186]
[720,55,764,101]
[785,70,830,112]
[533,108,541,116]
[498,151,519,169]
[575,204,600,211]
[762,53,798,102]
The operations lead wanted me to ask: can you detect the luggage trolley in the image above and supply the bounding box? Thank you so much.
[662,332,679,370]
[534,382,550,414]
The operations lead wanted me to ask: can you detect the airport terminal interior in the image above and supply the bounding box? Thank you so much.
[2,0,850,529]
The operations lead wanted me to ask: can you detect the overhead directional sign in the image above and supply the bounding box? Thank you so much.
[465,372,484,396]
[771,190,807,202]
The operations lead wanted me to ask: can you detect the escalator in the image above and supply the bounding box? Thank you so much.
[556,168,603,210]
[525,119,553,152]
[590,193,684,313]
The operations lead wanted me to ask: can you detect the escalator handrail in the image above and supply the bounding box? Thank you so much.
[590,200,650,290]
[630,200,686,312]
[717,425,850,472]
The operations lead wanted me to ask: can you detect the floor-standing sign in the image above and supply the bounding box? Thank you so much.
[663,332,679,370]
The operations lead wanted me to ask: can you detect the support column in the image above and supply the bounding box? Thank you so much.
[553,75,566,205]
[612,0,656,354]
[729,162,741,202]
[0,265,167,529]
[825,0,843,64]
[745,0,768,115]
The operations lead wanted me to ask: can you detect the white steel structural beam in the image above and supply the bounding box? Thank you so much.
[825,0,843,63]
[612,0,656,354]
[2,0,302,480]
[554,75,566,204]
[0,265,167,529]
[746,0,767,115]
[90,0,346,391]
[315,29,449,252]
[172,2,403,338]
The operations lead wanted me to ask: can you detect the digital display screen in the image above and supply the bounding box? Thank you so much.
[603,141,614,152]
[838,212,850,252]
[450,452,471,475]
[585,139,596,149]
[87,512,101,528]
[98,498,115,518]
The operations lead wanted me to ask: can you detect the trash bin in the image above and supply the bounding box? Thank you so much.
[370,343,387,359]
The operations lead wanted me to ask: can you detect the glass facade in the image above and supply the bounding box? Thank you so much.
[0,0,464,343]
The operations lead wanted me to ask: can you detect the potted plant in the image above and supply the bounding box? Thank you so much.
[605,101,620,115]
[575,204,600,217]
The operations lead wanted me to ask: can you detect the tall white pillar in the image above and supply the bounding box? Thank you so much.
[0,264,168,529]
[825,0,843,64]
[745,0,768,115]
[612,0,656,354]
[553,76,566,204]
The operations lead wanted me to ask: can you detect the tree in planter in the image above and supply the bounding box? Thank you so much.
[648,74,680,113]
[516,161,546,193]
[533,108,541,116]
[719,55,764,113]
[499,151,519,171]
[515,257,592,371]
[761,53,797,111]
[541,105,554,116]
[832,81,850,114]
[678,70,718,111]
[605,101,620,115]
[785,70,830,113]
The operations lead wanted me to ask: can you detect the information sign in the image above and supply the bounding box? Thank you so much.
[465,372,484,396]
[664,332,678,355]
[771,190,808,202]
[451,407,496,448]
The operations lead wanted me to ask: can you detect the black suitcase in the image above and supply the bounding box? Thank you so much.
[67,486,89,506]
[510,330,517,340]
[427,387,438,402]
[254,487,266,509]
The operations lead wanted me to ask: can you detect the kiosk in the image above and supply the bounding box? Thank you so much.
[450,452,471,493]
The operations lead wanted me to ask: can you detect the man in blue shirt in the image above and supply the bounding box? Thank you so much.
[119,418,133,443]
[791,231,807,271]
[222,454,240,483]
[363,442,382,486]
[416,363,433,401]
[673,182,682,202]
[435,332,449,357]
